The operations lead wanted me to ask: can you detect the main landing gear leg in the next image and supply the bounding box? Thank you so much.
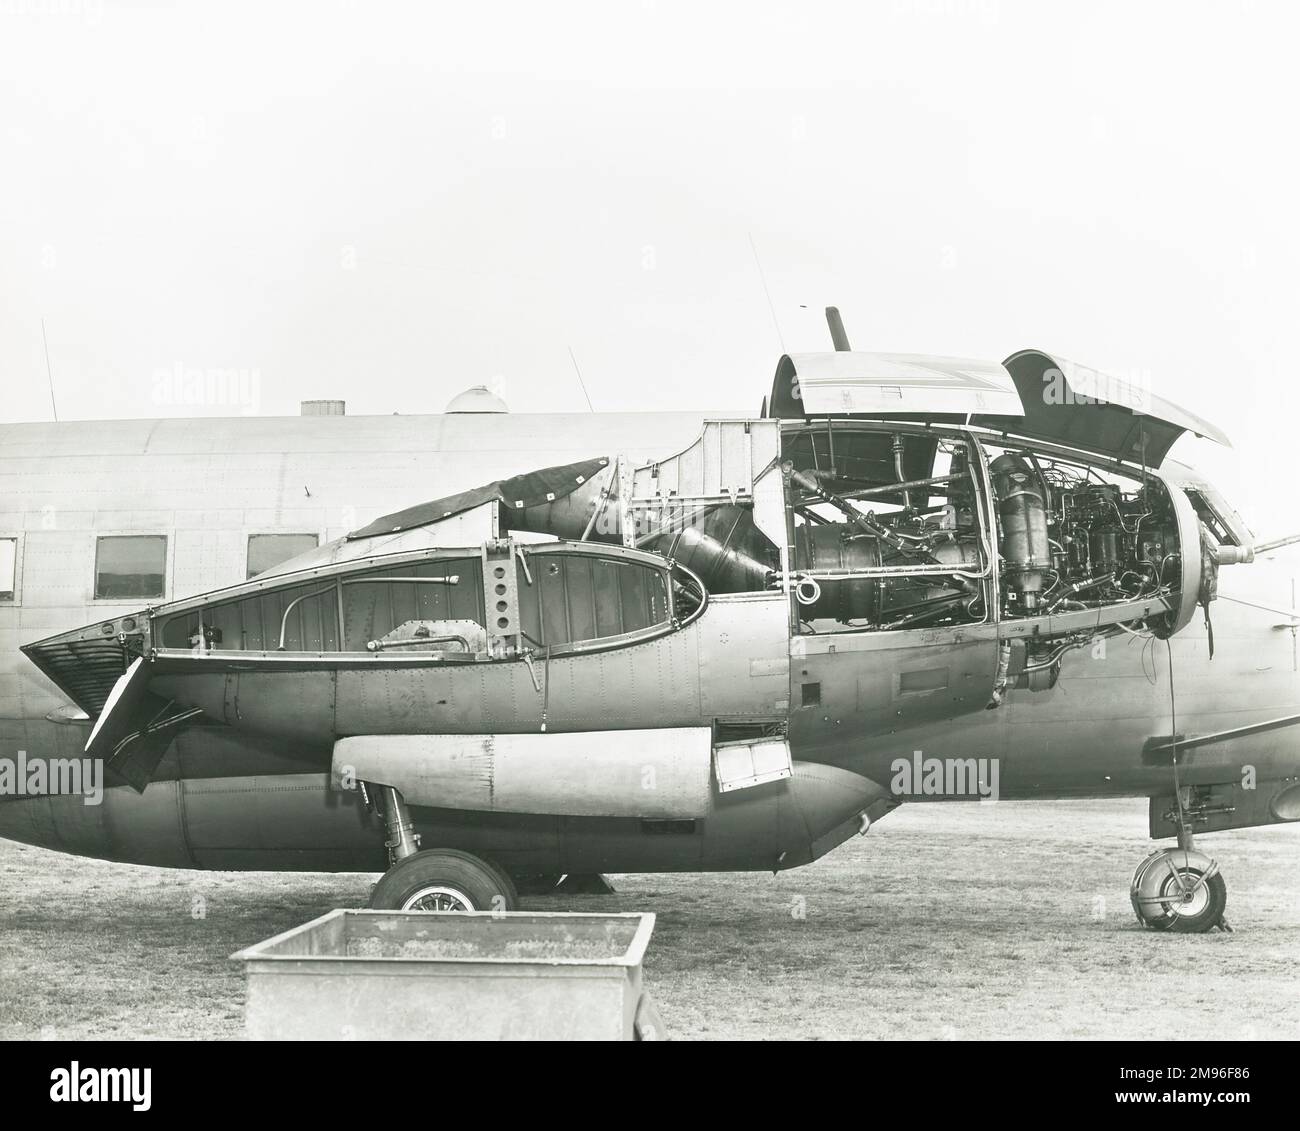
[1129,826,1231,934]
[366,784,519,913]
[378,784,420,864]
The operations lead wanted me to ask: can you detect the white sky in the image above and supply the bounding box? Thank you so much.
[1,1,1297,534]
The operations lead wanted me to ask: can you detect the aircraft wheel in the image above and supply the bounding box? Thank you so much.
[479,856,520,908]
[370,848,519,912]
[1130,848,1227,933]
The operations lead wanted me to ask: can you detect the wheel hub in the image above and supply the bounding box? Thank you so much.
[1159,870,1210,918]
[401,884,475,912]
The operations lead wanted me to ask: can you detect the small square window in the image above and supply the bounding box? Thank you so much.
[95,536,167,600]
[0,538,16,602]
[801,682,821,707]
[247,533,320,579]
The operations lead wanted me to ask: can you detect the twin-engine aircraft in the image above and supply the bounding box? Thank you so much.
[5,312,1299,932]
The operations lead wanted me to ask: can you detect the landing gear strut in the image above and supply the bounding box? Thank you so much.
[366,784,518,912]
[1129,828,1230,933]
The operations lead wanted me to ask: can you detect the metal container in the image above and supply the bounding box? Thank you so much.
[231,909,660,1041]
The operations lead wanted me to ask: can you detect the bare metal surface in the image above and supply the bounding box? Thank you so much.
[334,728,714,818]
[232,909,657,1041]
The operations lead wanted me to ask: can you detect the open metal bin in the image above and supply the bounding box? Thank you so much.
[231,909,662,1041]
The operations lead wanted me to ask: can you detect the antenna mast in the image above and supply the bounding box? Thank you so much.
[41,317,59,421]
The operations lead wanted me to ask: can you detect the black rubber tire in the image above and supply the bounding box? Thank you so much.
[370,848,519,912]
[1148,868,1228,933]
[477,855,520,909]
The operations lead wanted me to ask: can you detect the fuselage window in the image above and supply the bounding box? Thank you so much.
[247,533,320,579]
[94,535,167,600]
[0,537,16,601]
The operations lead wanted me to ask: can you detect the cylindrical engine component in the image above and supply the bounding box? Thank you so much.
[793,523,883,622]
[1089,528,1121,573]
[652,509,775,594]
[792,522,975,623]
[990,453,1051,611]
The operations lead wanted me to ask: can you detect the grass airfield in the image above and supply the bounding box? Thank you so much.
[1,798,1297,1041]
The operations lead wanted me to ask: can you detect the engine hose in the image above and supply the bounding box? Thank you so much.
[986,640,1013,709]
[1047,573,1114,612]
[882,596,964,630]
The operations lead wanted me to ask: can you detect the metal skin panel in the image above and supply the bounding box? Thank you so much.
[327,638,707,736]
[769,352,1025,420]
[339,662,539,735]
[241,964,637,1041]
[844,564,1300,800]
[83,656,150,759]
[148,664,339,744]
[163,605,707,748]
[0,772,384,871]
[234,911,653,1042]
[529,627,703,730]
[630,419,780,501]
[696,593,791,717]
[977,350,1232,466]
[789,634,998,769]
[179,774,383,869]
[333,729,714,818]
[1148,777,1300,837]
[149,609,709,744]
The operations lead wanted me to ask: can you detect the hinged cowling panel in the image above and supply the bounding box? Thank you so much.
[769,352,1023,420]
[713,738,793,793]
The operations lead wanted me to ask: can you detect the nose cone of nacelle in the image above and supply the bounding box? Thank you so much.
[0,782,200,867]
[0,790,106,857]
[780,761,898,868]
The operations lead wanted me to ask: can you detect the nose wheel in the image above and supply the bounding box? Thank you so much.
[1130,848,1230,933]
